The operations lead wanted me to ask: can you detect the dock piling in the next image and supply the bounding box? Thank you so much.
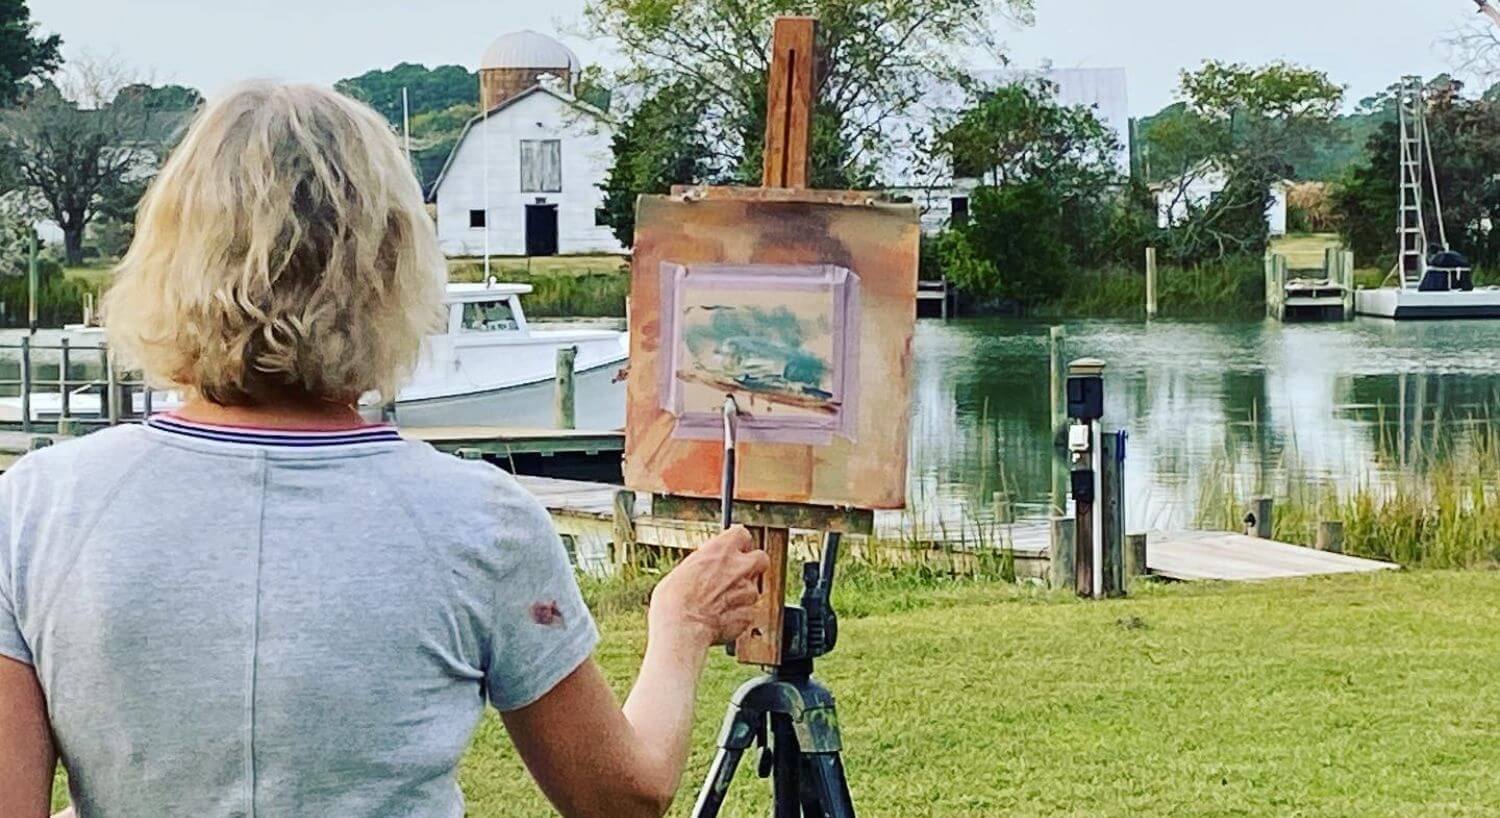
[1126,532,1149,581]
[612,489,636,573]
[59,338,70,420]
[19,336,31,434]
[1247,496,1274,539]
[1145,247,1158,319]
[1317,520,1345,554]
[555,345,577,430]
[1049,516,1076,590]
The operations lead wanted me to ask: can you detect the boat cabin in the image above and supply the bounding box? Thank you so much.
[444,282,534,336]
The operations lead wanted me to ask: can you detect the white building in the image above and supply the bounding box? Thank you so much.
[429,31,623,258]
[884,67,1132,234]
[1151,162,1289,237]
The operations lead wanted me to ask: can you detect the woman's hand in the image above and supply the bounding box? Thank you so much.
[648,526,769,651]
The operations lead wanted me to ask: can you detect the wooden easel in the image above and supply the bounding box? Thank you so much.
[656,17,876,667]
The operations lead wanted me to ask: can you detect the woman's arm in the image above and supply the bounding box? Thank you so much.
[502,526,766,818]
[0,655,56,818]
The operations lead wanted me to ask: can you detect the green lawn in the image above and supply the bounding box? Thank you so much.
[50,570,1500,816]
[455,570,1500,817]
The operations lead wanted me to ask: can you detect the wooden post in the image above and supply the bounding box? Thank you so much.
[1126,533,1149,579]
[19,335,31,434]
[1249,496,1274,539]
[612,489,636,573]
[554,345,577,430]
[1050,516,1076,590]
[761,17,817,189]
[105,345,120,426]
[1100,430,1125,596]
[27,233,37,335]
[59,337,70,420]
[1145,246,1158,319]
[735,525,789,666]
[1048,326,1067,516]
[1317,520,1345,554]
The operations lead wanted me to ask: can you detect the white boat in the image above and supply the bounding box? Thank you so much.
[374,281,629,429]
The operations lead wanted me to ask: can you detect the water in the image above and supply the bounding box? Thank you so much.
[908,316,1500,531]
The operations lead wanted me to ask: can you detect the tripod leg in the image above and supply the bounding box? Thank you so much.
[798,753,856,818]
[691,746,747,818]
[771,714,801,818]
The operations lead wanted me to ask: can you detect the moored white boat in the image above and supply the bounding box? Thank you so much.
[372,281,629,429]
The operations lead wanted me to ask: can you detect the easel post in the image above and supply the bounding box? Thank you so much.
[733,15,819,667]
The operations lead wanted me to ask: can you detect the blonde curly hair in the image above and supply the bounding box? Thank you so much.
[104,81,446,406]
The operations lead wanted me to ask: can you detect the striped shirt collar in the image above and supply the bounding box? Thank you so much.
[146,414,403,447]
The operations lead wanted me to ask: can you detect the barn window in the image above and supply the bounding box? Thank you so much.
[595,207,610,227]
[469,209,486,228]
[520,139,563,193]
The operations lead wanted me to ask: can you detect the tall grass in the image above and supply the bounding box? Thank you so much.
[1195,421,1500,569]
[1036,257,1265,319]
[448,264,628,318]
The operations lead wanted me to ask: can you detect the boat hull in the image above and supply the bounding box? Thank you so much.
[387,356,626,429]
[1355,287,1500,320]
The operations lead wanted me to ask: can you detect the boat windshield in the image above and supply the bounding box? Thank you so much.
[460,300,520,333]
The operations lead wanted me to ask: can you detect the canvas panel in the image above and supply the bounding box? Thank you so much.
[625,193,919,510]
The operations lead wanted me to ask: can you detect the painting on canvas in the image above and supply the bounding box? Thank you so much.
[625,190,919,510]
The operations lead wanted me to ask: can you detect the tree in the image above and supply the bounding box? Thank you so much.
[335,63,477,124]
[599,81,714,246]
[0,60,181,264]
[588,0,1035,196]
[1335,77,1500,270]
[1155,61,1344,264]
[932,79,1127,305]
[0,0,61,107]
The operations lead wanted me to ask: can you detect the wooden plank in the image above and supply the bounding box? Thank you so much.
[668,186,880,207]
[735,526,788,665]
[653,494,874,536]
[1146,530,1397,581]
[761,17,817,189]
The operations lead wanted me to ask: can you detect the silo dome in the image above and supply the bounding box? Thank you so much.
[481,30,580,72]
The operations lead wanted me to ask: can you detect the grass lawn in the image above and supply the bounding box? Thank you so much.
[454,570,1500,817]
[51,570,1500,815]
[449,255,627,281]
[1268,233,1344,271]
[61,265,113,291]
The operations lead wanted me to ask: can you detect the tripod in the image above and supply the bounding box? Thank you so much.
[690,531,856,818]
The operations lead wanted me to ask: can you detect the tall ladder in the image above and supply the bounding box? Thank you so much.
[1395,76,1428,290]
[1393,76,1452,290]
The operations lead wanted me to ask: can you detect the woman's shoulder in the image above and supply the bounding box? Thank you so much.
[378,441,557,542]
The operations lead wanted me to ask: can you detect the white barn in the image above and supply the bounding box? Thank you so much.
[429,31,623,258]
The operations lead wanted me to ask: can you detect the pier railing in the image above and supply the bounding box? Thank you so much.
[0,337,157,433]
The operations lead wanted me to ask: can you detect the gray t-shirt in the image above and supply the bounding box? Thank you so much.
[0,417,598,817]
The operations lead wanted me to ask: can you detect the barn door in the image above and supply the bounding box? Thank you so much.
[525,204,559,257]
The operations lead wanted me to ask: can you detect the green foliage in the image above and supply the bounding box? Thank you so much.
[0,0,61,107]
[1334,78,1500,269]
[931,79,1142,307]
[335,63,477,124]
[0,257,88,328]
[588,0,1036,196]
[1179,60,1344,121]
[599,81,714,246]
[1040,256,1265,319]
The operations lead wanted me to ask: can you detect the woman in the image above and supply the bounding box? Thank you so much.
[0,82,767,818]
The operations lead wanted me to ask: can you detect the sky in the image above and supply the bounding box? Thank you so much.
[28,0,1496,115]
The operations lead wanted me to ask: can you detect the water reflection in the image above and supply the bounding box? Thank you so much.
[909,317,1500,531]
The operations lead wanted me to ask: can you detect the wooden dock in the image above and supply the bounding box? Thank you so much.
[519,476,1400,582]
[0,430,1400,583]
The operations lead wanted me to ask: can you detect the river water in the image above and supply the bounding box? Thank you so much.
[908,317,1500,531]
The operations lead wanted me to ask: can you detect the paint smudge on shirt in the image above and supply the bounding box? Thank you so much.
[531,600,564,627]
